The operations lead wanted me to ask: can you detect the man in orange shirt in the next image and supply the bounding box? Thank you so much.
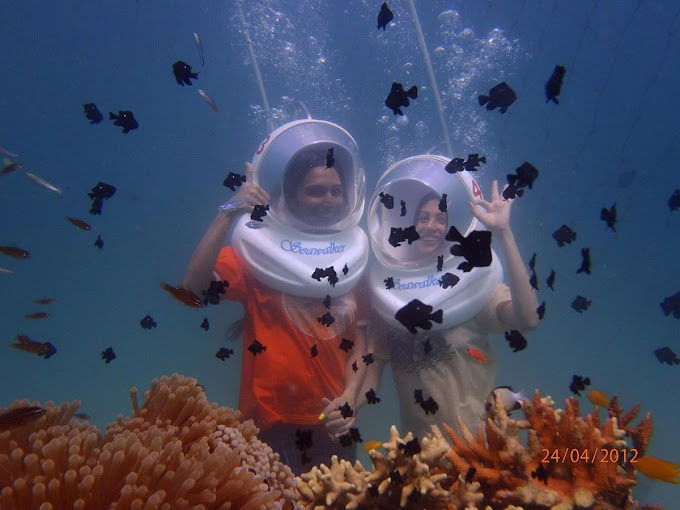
[182,124,368,473]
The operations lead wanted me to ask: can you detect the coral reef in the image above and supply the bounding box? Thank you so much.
[294,389,663,510]
[0,373,297,510]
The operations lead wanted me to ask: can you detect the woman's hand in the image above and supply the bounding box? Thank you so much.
[468,180,513,234]
[320,396,357,440]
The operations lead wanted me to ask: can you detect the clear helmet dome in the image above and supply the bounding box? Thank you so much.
[367,154,486,269]
[251,119,365,233]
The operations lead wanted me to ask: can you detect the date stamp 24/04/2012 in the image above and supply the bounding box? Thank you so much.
[541,448,639,464]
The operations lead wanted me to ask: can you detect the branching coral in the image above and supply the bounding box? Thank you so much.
[0,374,297,510]
[295,389,663,510]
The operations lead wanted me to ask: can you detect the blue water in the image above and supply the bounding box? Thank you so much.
[1,1,678,507]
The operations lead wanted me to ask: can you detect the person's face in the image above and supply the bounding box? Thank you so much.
[415,199,447,256]
[291,166,346,226]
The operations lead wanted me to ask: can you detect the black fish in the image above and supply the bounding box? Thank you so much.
[660,291,680,319]
[140,314,157,330]
[444,158,465,174]
[385,82,418,116]
[326,147,335,168]
[420,396,439,415]
[463,153,487,171]
[248,339,266,356]
[400,200,406,217]
[317,311,335,327]
[529,272,538,290]
[531,464,550,484]
[571,295,592,313]
[402,438,421,457]
[438,194,447,212]
[311,266,339,287]
[569,374,591,396]
[250,204,269,222]
[172,60,199,86]
[89,181,117,200]
[323,294,331,308]
[101,347,116,364]
[552,225,576,247]
[310,344,318,358]
[109,110,138,134]
[362,353,374,365]
[215,347,234,360]
[377,2,393,30]
[202,280,229,306]
[388,226,420,247]
[395,299,443,334]
[600,203,617,232]
[528,253,536,271]
[295,428,313,452]
[504,162,538,199]
[423,337,432,354]
[83,103,103,124]
[389,470,403,485]
[200,318,209,331]
[339,402,353,419]
[414,389,424,404]
[504,330,527,352]
[465,467,477,484]
[339,338,354,352]
[90,196,104,215]
[546,269,556,290]
[342,263,348,276]
[545,65,566,104]
[576,248,591,275]
[223,172,246,192]
[94,234,104,250]
[654,346,680,365]
[668,189,680,211]
[436,254,443,272]
[352,360,358,373]
[379,191,394,209]
[338,432,353,447]
[438,272,460,289]
[537,301,546,320]
[366,388,381,404]
[446,226,492,272]
[478,82,517,114]
[384,276,395,290]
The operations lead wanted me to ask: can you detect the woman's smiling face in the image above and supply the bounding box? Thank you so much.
[415,199,447,256]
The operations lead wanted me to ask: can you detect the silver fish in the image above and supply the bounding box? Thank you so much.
[25,172,63,195]
[0,266,13,274]
[245,220,267,229]
[0,145,18,159]
[218,198,248,212]
[198,89,218,112]
[194,32,205,66]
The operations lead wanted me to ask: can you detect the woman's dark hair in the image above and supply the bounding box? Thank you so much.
[283,145,348,207]
[413,191,444,225]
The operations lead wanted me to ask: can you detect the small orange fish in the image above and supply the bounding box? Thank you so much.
[66,217,92,231]
[0,162,23,175]
[363,440,382,453]
[161,282,204,307]
[11,334,57,359]
[0,406,46,431]
[587,390,610,408]
[466,347,489,363]
[0,246,30,259]
[33,298,56,305]
[635,456,680,484]
[24,312,50,320]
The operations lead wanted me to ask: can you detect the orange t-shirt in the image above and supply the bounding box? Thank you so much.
[215,246,364,431]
